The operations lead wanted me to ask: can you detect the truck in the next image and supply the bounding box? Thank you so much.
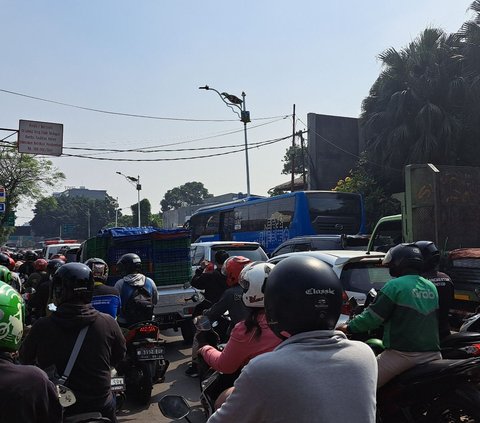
[80,227,197,342]
[367,164,480,315]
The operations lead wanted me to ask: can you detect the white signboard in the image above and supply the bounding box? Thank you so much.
[18,120,63,156]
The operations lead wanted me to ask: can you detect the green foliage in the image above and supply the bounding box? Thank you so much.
[131,198,153,227]
[161,182,213,211]
[0,147,64,243]
[267,187,288,197]
[281,144,306,176]
[361,4,480,192]
[30,194,118,239]
[333,154,400,231]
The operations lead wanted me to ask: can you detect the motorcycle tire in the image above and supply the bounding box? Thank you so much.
[427,395,480,422]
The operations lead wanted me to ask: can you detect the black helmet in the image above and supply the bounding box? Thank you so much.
[0,253,10,268]
[214,250,229,266]
[47,258,65,276]
[52,263,94,305]
[24,250,38,262]
[84,258,109,283]
[382,243,424,277]
[414,241,440,272]
[117,253,142,275]
[264,256,343,339]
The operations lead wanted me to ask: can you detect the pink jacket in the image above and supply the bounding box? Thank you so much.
[199,311,282,374]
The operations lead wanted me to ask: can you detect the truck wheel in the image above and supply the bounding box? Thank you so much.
[180,320,194,344]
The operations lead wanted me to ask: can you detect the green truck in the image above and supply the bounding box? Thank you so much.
[80,227,197,342]
[368,164,480,314]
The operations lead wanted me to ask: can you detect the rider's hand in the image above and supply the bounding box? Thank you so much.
[336,323,349,334]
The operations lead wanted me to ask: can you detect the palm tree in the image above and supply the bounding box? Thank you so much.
[361,28,466,191]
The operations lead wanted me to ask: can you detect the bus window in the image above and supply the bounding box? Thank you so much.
[307,192,362,234]
[267,198,294,228]
[244,203,268,232]
[204,212,220,235]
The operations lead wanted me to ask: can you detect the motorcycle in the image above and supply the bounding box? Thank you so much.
[110,368,125,412]
[118,320,169,404]
[348,291,480,422]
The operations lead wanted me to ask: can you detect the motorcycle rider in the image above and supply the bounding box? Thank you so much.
[28,258,65,321]
[114,253,158,328]
[185,250,229,377]
[19,263,126,422]
[26,258,49,290]
[18,250,37,279]
[0,281,62,423]
[0,252,22,292]
[207,255,377,423]
[199,262,282,408]
[86,257,121,319]
[415,240,455,340]
[338,243,441,387]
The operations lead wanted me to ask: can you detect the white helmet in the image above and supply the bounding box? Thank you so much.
[238,261,275,308]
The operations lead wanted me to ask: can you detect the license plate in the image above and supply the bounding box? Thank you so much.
[136,346,165,361]
[157,314,177,324]
[111,377,125,391]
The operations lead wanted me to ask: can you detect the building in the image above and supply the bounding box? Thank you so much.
[53,186,107,201]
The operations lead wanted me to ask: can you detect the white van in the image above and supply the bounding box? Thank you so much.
[43,243,81,259]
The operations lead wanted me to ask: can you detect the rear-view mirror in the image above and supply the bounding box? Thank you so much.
[158,395,191,420]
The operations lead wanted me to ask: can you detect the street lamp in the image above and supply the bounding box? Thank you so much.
[115,207,122,227]
[199,85,251,197]
[116,171,142,227]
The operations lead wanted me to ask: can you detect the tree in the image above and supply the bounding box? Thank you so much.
[333,154,400,231]
[361,28,467,192]
[161,182,213,212]
[281,144,306,176]
[131,198,152,227]
[30,194,118,239]
[0,147,64,242]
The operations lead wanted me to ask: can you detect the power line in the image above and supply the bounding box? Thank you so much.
[61,136,292,162]
[0,88,291,123]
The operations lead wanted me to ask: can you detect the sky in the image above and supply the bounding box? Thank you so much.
[0,0,475,225]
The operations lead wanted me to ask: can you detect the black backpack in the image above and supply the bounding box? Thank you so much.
[122,283,154,325]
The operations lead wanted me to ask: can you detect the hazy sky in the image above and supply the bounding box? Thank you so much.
[0,1,474,224]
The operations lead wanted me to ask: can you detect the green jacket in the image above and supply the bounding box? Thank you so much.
[348,274,440,352]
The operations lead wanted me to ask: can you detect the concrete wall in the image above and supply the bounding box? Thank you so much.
[307,113,362,190]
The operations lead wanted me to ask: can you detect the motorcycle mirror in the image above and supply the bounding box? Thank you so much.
[158,395,192,421]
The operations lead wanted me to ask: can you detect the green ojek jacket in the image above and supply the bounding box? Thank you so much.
[348,274,440,352]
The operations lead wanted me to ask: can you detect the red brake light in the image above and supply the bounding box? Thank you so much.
[341,291,351,316]
[461,344,480,357]
[139,325,157,333]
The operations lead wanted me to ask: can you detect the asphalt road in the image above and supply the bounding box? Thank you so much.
[117,328,204,423]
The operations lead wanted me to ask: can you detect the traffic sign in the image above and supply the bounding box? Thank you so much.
[0,187,5,203]
[0,204,5,213]
[18,120,63,156]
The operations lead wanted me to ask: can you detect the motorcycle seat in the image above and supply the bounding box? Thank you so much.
[442,331,480,347]
[392,359,460,384]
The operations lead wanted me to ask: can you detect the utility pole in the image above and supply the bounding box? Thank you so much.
[299,130,307,189]
[291,104,296,192]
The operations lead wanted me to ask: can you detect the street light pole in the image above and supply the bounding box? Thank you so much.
[116,171,142,227]
[115,207,122,227]
[199,85,251,197]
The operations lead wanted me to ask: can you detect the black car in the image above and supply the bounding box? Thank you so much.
[270,234,370,258]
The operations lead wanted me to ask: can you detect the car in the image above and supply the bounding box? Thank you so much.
[270,234,371,258]
[267,250,390,325]
[190,241,268,273]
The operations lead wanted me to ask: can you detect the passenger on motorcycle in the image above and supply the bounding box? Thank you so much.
[185,250,229,377]
[26,258,49,290]
[199,262,282,409]
[19,263,126,422]
[338,243,441,387]
[28,258,65,321]
[199,262,281,373]
[114,253,158,328]
[207,255,377,423]
[86,258,121,319]
[415,240,454,340]
[0,281,62,423]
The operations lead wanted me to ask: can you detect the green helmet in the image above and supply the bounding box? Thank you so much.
[0,265,12,286]
[0,281,24,352]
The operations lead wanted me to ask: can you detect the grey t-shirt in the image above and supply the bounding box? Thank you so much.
[208,330,377,423]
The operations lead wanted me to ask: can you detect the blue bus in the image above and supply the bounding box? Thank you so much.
[186,191,366,254]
